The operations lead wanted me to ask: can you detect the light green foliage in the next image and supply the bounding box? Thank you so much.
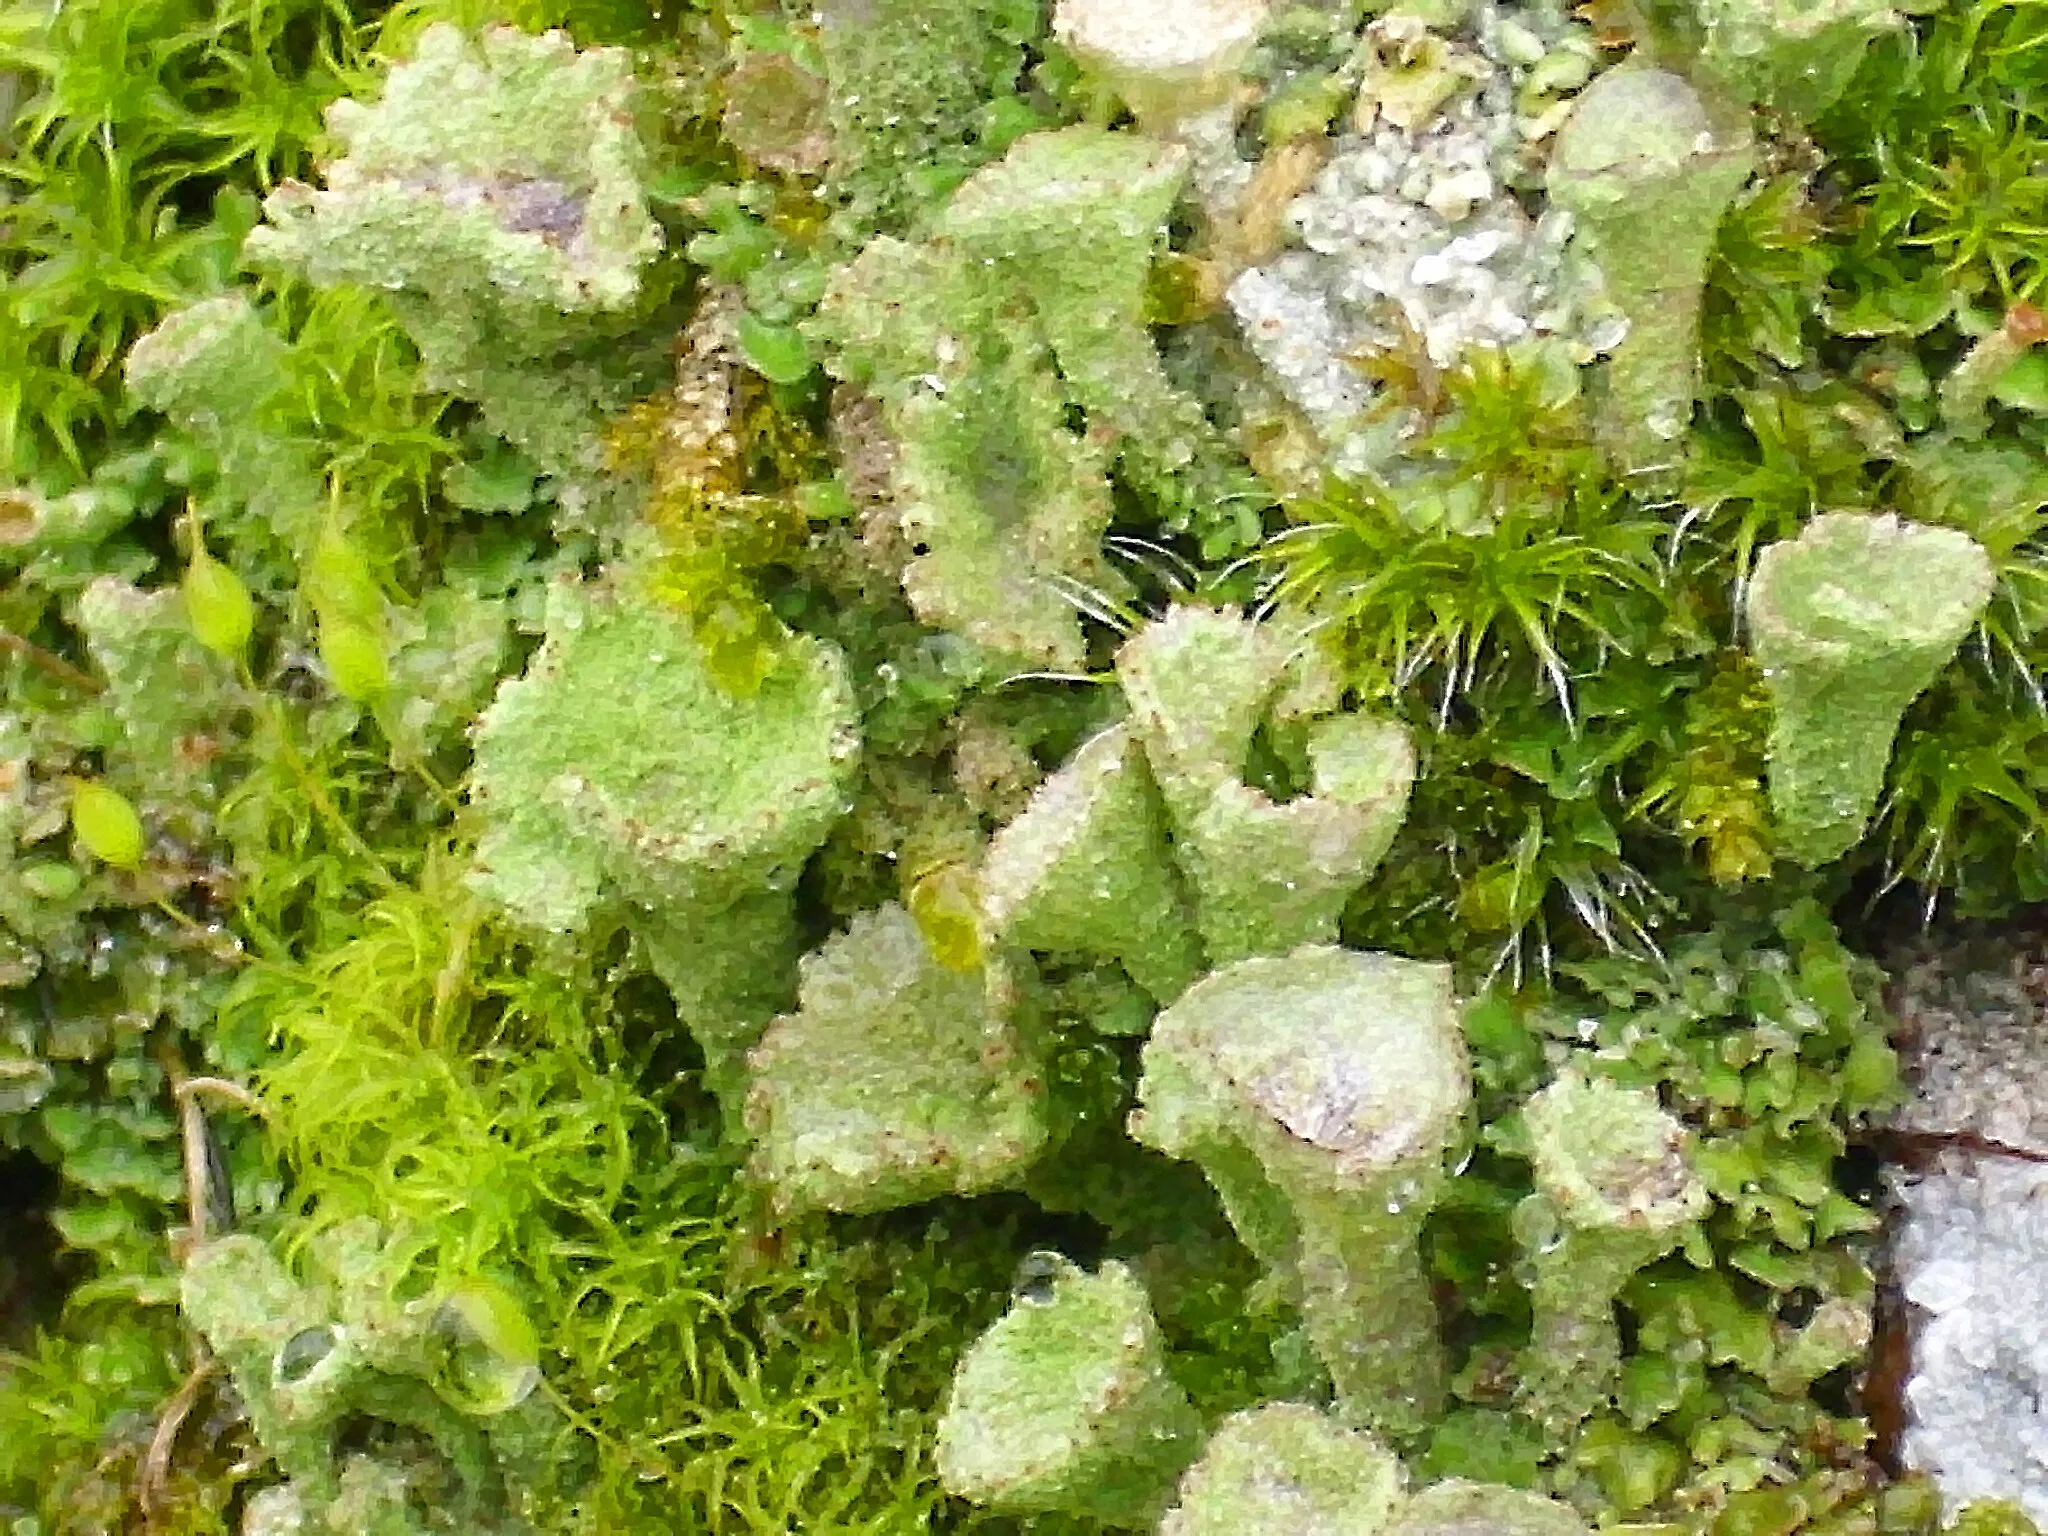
[1571,903,1900,1261]
[125,294,325,555]
[0,1316,224,1530]
[0,0,347,479]
[935,1255,1202,1526]
[182,1219,557,1531]
[125,287,454,578]
[1437,903,1900,1512]
[1117,608,1416,965]
[1745,511,1994,866]
[0,663,245,1318]
[742,901,1050,1216]
[1160,1402,1407,1535]
[468,578,858,1095]
[978,722,1202,1004]
[226,871,1050,1530]
[75,576,242,798]
[1388,1480,1590,1536]
[1132,945,1468,1435]
[1548,66,1756,466]
[1947,1504,2048,1536]
[817,0,1038,234]
[1622,0,1897,121]
[18,0,2048,1524]
[247,24,662,470]
[811,129,1227,665]
[1762,1295,1872,1396]
[1514,1069,1708,1434]
[0,539,269,1365]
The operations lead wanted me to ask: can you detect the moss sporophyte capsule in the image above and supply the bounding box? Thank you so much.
[182,541,255,660]
[69,780,145,869]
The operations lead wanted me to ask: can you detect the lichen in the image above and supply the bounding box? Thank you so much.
[18,0,2048,1528]
[467,577,859,1100]
[1546,64,1755,467]
[742,902,1050,1217]
[1160,1401,1407,1534]
[1131,944,1469,1435]
[181,1219,557,1530]
[245,24,663,471]
[1744,511,1995,867]
[1117,608,1416,964]
[811,128,1224,665]
[935,1256,1202,1526]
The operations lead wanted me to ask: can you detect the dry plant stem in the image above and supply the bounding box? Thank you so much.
[0,626,105,694]
[151,897,249,962]
[141,1043,247,1526]
[138,1356,217,1530]
[176,1076,265,1118]
[160,1044,221,1249]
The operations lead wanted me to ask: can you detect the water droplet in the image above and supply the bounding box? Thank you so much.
[1511,1192,1564,1256]
[1011,1249,1069,1305]
[274,1324,342,1387]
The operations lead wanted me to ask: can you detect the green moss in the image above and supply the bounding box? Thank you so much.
[14,0,2048,1528]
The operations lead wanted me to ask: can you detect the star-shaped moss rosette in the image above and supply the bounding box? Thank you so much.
[1513,1067,1709,1434]
[1160,1402,1407,1535]
[741,902,1050,1218]
[1131,945,1469,1436]
[244,24,662,469]
[467,579,859,1102]
[1743,511,1994,867]
[935,1256,1202,1527]
[810,128,1218,667]
[1547,65,1754,468]
[1116,608,1416,966]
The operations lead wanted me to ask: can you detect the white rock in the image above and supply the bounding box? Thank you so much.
[1222,14,1623,476]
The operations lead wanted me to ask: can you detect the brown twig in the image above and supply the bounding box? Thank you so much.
[138,1046,262,1528]
[0,626,103,695]
[174,1075,265,1119]
[137,1356,217,1529]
